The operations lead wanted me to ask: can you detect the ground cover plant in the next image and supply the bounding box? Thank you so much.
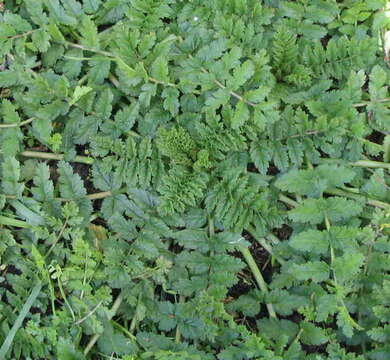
[0,0,390,359]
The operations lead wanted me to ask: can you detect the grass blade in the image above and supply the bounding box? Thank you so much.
[0,215,32,228]
[0,282,42,359]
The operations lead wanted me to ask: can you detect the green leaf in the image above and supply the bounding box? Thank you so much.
[245,86,270,103]
[80,15,99,49]
[57,338,86,360]
[114,102,139,133]
[9,199,45,226]
[83,0,101,13]
[45,0,77,26]
[1,157,24,197]
[31,163,54,201]
[173,229,209,252]
[257,318,299,342]
[333,252,365,283]
[94,88,113,119]
[156,301,177,331]
[1,99,20,125]
[116,58,143,86]
[231,102,250,129]
[275,164,355,197]
[25,0,49,25]
[289,261,330,282]
[97,323,138,356]
[250,143,271,174]
[57,161,87,199]
[300,321,328,345]
[69,86,93,106]
[0,71,24,87]
[226,290,262,317]
[289,198,363,224]
[88,56,111,84]
[162,87,180,116]
[31,28,51,52]
[316,294,338,322]
[289,229,329,255]
[151,57,169,83]
[229,60,255,90]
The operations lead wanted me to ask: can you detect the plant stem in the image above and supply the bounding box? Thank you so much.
[20,151,94,165]
[351,160,390,171]
[0,215,31,228]
[84,293,123,355]
[325,188,389,209]
[208,215,215,237]
[0,118,34,128]
[108,73,121,88]
[353,97,390,107]
[384,135,390,163]
[8,29,37,40]
[65,41,114,57]
[86,191,112,200]
[326,216,364,332]
[74,301,103,325]
[0,282,42,359]
[246,226,285,265]
[278,194,299,208]
[175,295,185,344]
[4,190,115,202]
[65,42,177,87]
[289,328,303,348]
[45,218,68,258]
[200,66,256,107]
[57,277,75,321]
[111,320,136,340]
[239,246,277,319]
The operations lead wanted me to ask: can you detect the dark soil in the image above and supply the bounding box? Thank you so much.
[367,129,385,146]
[267,164,280,176]
[273,224,292,241]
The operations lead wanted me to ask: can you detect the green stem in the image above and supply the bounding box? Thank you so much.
[65,42,177,87]
[175,295,185,344]
[20,151,94,165]
[326,217,364,332]
[351,160,390,171]
[111,320,136,340]
[48,278,57,318]
[384,135,390,163]
[278,194,299,208]
[86,191,112,200]
[74,301,103,326]
[108,73,121,88]
[319,158,390,170]
[208,215,215,237]
[239,246,277,319]
[57,277,75,321]
[353,97,390,107]
[65,41,114,57]
[84,293,123,355]
[325,188,389,209]
[289,328,303,348]
[45,218,68,258]
[0,118,34,128]
[266,233,281,245]
[246,226,285,265]
[4,190,116,202]
[0,215,31,228]
[194,56,256,107]
[0,282,42,359]
[8,29,37,40]
[339,186,360,194]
